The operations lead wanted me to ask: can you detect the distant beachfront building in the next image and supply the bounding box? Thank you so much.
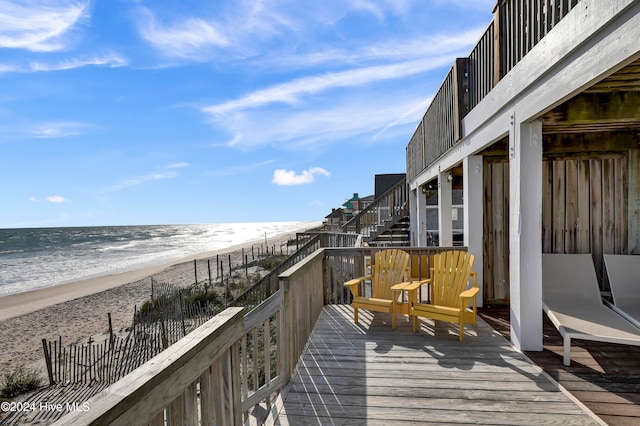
[404,0,640,352]
[323,208,347,231]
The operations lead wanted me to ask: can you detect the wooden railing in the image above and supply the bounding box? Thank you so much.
[53,246,464,425]
[342,177,408,242]
[406,0,581,181]
[498,0,581,76]
[468,21,495,111]
[231,232,358,310]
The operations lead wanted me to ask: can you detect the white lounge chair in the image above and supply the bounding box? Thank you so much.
[603,254,640,329]
[542,253,640,366]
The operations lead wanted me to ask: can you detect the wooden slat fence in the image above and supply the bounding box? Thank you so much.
[42,283,221,387]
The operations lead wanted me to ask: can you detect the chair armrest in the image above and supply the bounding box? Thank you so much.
[345,276,370,288]
[344,276,370,298]
[459,286,479,300]
[402,279,430,292]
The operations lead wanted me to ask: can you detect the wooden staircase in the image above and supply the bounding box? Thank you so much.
[342,178,410,247]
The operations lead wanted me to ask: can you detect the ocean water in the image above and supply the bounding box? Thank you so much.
[0,221,317,298]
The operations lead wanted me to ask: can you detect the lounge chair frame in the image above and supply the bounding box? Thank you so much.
[542,254,640,366]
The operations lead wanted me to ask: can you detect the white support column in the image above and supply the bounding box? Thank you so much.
[410,189,419,246]
[463,156,484,307]
[438,171,453,247]
[416,186,428,246]
[509,117,543,351]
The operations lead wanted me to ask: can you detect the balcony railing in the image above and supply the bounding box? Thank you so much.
[53,246,463,425]
[342,177,408,242]
[406,0,582,182]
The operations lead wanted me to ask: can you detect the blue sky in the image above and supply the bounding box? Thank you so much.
[0,0,494,228]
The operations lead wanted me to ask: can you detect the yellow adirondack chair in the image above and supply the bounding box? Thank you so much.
[345,249,411,329]
[406,250,479,341]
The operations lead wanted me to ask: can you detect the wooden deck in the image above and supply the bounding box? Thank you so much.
[479,307,640,426]
[274,305,603,425]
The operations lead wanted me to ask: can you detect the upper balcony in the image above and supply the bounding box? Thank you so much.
[406,0,584,182]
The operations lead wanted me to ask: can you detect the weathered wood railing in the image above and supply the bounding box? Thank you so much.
[53,246,464,425]
[406,0,582,181]
[498,0,581,76]
[342,177,408,242]
[468,20,495,111]
[231,232,358,311]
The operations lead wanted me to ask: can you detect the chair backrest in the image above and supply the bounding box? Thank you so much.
[371,249,410,300]
[431,250,475,308]
[603,254,640,306]
[542,254,603,307]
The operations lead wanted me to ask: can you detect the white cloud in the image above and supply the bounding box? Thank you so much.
[210,90,431,151]
[29,196,37,202]
[198,26,481,152]
[29,53,128,72]
[136,7,229,59]
[273,167,330,186]
[166,162,189,169]
[47,195,68,203]
[108,171,179,192]
[0,1,89,52]
[30,121,94,138]
[203,55,453,116]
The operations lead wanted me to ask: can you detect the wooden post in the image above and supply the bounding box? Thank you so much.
[58,336,62,382]
[42,339,54,385]
[493,0,503,85]
[193,259,198,285]
[180,291,187,337]
[108,313,114,346]
[228,254,232,276]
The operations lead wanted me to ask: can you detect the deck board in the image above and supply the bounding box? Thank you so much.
[479,306,640,426]
[275,305,602,425]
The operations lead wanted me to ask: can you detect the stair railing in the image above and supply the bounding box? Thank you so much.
[342,177,408,242]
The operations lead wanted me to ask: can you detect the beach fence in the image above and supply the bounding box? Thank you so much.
[41,283,223,386]
[38,233,318,387]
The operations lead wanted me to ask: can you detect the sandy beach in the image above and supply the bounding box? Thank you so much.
[0,226,313,379]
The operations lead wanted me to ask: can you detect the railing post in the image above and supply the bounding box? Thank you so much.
[278,278,291,385]
[453,58,469,141]
[212,343,242,425]
[493,0,504,85]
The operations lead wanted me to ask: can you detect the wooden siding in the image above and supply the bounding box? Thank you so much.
[274,305,601,425]
[542,155,628,287]
[483,151,629,302]
[483,159,510,303]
